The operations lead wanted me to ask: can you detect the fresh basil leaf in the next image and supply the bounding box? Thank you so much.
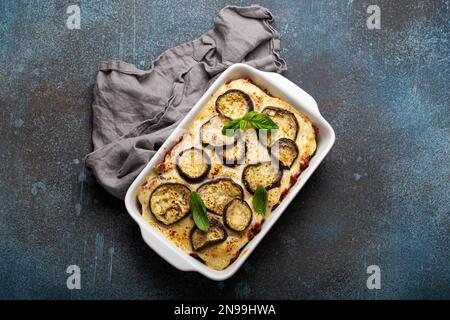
[222,118,242,135]
[222,111,278,136]
[190,191,209,231]
[239,119,249,131]
[253,186,268,216]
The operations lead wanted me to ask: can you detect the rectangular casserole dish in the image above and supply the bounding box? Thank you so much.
[124,63,335,281]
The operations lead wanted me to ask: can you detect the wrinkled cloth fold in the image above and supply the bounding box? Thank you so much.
[85,5,286,199]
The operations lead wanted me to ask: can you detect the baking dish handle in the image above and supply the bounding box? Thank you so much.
[258,71,321,115]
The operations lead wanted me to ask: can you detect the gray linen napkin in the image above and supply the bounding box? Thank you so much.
[85,5,287,199]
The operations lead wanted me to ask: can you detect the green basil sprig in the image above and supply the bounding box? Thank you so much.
[190,191,209,231]
[253,186,268,216]
[222,111,278,135]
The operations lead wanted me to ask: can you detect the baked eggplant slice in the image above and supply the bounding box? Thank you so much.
[215,89,253,119]
[197,178,244,215]
[216,135,246,166]
[261,107,299,143]
[242,161,283,194]
[190,218,228,251]
[270,138,299,169]
[176,147,211,183]
[149,183,191,225]
[200,115,236,148]
[223,199,252,232]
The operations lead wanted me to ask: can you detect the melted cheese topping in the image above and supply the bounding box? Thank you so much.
[136,78,317,271]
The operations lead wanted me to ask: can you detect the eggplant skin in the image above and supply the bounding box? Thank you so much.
[200,115,236,148]
[270,138,299,169]
[190,218,228,252]
[261,106,299,142]
[197,178,244,215]
[215,89,254,119]
[223,199,252,232]
[242,161,283,194]
[149,182,191,225]
[175,147,211,183]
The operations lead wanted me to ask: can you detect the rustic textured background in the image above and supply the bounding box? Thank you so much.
[1,0,448,299]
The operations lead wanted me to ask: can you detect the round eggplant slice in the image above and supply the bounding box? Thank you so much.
[197,178,244,215]
[200,115,236,148]
[215,89,253,119]
[190,218,228,251]
[223,199,252,232]
[149,183,191,225]
[176,147,211,183]
[270,138,299,169]
[261,107,299,143]
[242,161,283,194]
[216,136,246,166]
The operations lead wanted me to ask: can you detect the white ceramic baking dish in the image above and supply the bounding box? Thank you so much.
[124,63,335,281]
